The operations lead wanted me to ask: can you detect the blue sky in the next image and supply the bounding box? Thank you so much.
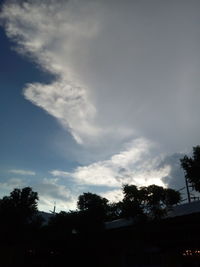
[1,0,200,211]
[0,27,84,171]
[0,25,81,210]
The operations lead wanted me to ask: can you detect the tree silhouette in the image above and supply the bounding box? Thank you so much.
[121,184,180,220]
[0,187,38,229]
[144,185,166,220]
[77,192,108,217]
[164,188,181,207]
[107,201,123,220]
[77,192,109,232]
[48,210,80,236]
[180,146,200,192]
[121,184,144,218]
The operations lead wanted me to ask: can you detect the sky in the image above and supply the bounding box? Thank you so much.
[0,0,200,212]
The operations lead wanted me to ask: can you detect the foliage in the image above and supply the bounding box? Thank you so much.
[107,201,123,220]
[164,188,181,206]
[75,185,180,224]
[77,192,108,211]
[77,192,109,219]
[0,183,181,237]
[77,192,109,232]
[180,146,200,192]
[121,184,181,220]
[121,184,144,218]
[0,187,39,227]
[48,210,79,235]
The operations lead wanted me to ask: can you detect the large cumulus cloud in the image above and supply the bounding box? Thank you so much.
[1,0,200,205]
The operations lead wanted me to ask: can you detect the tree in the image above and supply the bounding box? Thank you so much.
[107,201,123,220]
[121,184,145,218]
[0,187,39,227]
[180,146,200,192]
[48,210,79,236]
[77,192,108,216]
[121,184,181,220]
[164,188,181,207]
[77,192,109,232]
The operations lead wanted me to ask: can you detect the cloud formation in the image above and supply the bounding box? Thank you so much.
[100,189,123,204]
[33,178,77,212]
[0,178,25,193]
[0,175,78,212]
[1,0,200,204]
[1,0,102,144]
[24,80,99,144]
[2,0,200,151]
[9,169,36,176]
[51,138,168,188]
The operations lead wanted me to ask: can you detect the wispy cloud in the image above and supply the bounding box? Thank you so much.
[0,176,78,212]
[51,138,169,188]
[0,0,102,144]
[50,170,69,177]
[33,178,78,212]
[35,178,72,202]
[9,169,36,176]
[100,189,123,203]
[2,0,200,152]
[0,178,25,198]
[23,80,100,144]
[1,0,200,197]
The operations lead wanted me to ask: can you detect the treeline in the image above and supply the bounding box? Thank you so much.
[0,146,200,266]
[48,183,181,237]
[0,184,180,266]
[0,184,181,236]
[49,144,200,233]
[2,143,200,235]
[3,143,200,236]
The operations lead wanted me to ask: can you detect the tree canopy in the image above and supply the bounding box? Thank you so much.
[77,192,109,232]
[180,146,200,192]
[77,192,108,212]
[121,184,181,220]
[0,187,39,227]
[0,183,181,237]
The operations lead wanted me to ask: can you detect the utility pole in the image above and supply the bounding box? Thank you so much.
[49,201,56,215]
[185,177,191,203]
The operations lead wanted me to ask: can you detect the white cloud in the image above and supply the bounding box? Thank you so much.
[0,178,25,198]
[51,138,168,188]
[0,176,76,212]
[2,0,200,153]
[9,169,36,176]
[1,0,200,198]
[50,170,69,177]
[100,189,123,203]
[38,196,77,213]
[0,176,77,212]
[1,0,102,144]
[33,178,78,212]
[36,178,71,201]
[23,80,100,144]
[0,178,25,189]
